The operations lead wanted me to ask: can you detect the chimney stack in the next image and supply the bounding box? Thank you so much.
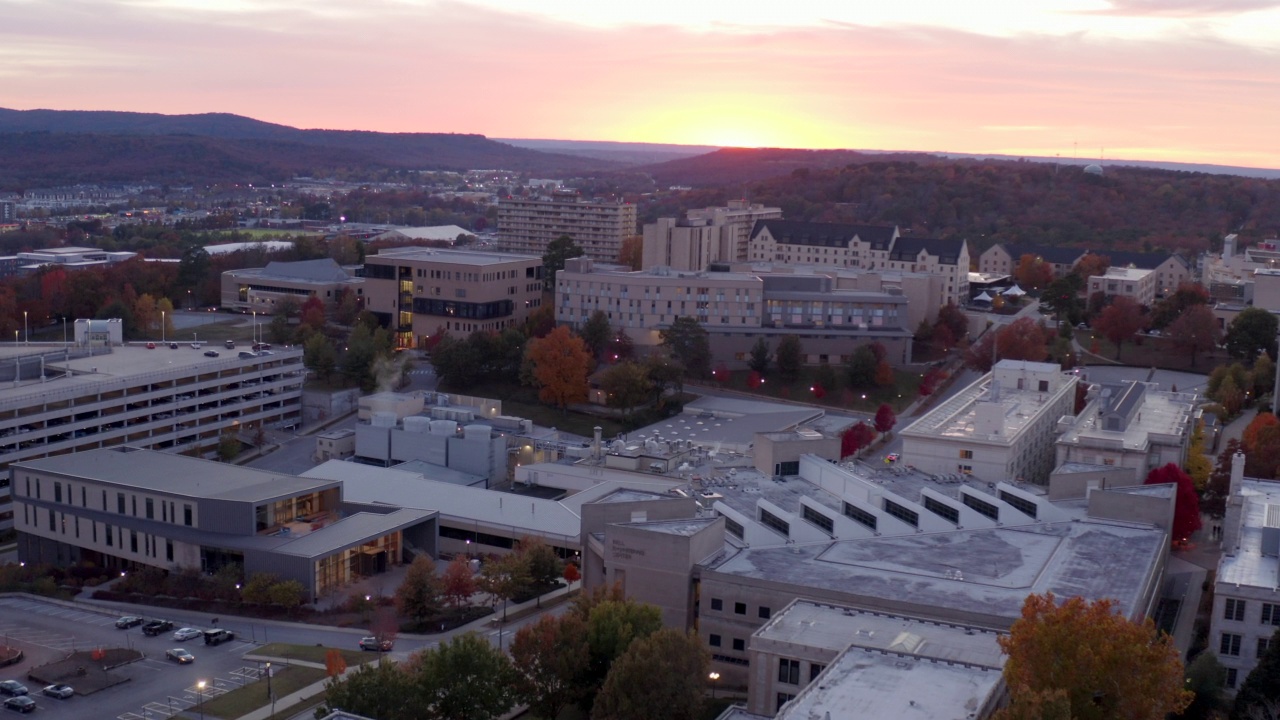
[593,426,603,460]
[1231,450,1246,497]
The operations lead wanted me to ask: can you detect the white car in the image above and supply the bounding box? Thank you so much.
[172,627,202,642]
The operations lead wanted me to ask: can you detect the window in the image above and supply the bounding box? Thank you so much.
[132,496,137,516]
[1038,380,1050,392]
[843,502,877,530]
[883,499,919,527]
[130,531,138,553]
[759,508,790,537]
[105,523,113,547]
[54,482,62,503]
[1227,668,1238,689]
[962,493,999,521]
[759,606,772,619]
[1221,633,1242,656]
[711,598,723,611]
[166,540,174,562]
[924,496,960,523]
[734,602,746,615]
[183,504,193,527]
[48,509,55,531]
[117,493,125,514]
[145,498,154,520]
[732,638,745,651]
[776,693,796,712]
[809,663,825,681]
[1260,637,1272,658]
[778,658,800,685]
[1264,603,1280,626]
[724,516,744,540]
[1225,599,1246,622]
[709,634,721,647]
[802,506,834,534]
[959,449,974,459]
[999,490,1038,518]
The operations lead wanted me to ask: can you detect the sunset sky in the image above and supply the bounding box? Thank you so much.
[3,0,1279,168]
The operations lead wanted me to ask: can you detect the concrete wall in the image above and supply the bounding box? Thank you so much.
[1047,466,1139,500]
[603,519,725,628]
[303,388,361,425]
[1087,486,1176,537]
[754,435,840,477]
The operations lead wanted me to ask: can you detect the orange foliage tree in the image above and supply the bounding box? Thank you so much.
[1071,253,1110,280]
[528,326,591,411]
[1014,254,1054,291]
[995,593,1192,720]
[1244,412,1280,452]
[1093,296,1146,361]
[325,648,348,677]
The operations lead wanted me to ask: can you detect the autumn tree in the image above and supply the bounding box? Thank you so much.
[582,598,663,708]
[416,632,523,720]
[542,235,585,291]
[592,628,709,720]
[441,556,478,609]
[318,661,418,720]
[1167,304,1220,369]
[840,422,876,459]
[479,552,531,621]
[1014,254,1054,290]
[919,366,946,397]
[1071,252,1110,281]
[1185,420,1213,491]
[1093,296,1146,361]
[995,593,1192,720]
[874,403,897,435]
[965,318,1049,372]
[1040,275,1083,326]
[299,295,327,334]
[1143,463,1202,543]
[659,317,711,379]
[747,337,771,375]
[775,335,803,382]
[617,235,643,271]
[1254,353,1276,399]
[395,555,442,623]
[1244,412,1280,453]
[515,535,563,606]
[580,310,613,361]
[599,361,652,421]
[1226,307,1279,361]
[528,326,592,411]
[610,328,635,363]
[511,613,590,720]
[935,303,968,344]
[1149,282,1209,330]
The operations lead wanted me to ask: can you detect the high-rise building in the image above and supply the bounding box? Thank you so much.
[0,200,15,224]
[497,192,637,262]
[642,201,783,270]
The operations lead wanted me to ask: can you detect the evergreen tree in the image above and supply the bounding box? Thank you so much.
[1233,629,1280,720]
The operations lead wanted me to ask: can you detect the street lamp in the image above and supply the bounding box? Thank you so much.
[709,671,720,699]
[161,310,166,343]
[197,680,206,720]
[265,661,274,716]
[23,311,27,344]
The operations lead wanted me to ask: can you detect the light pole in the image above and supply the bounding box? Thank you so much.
[161,310,166,343]
[197,680,206,719]
[266,661,274,716]
[23,311,27,344]
[709,671,720,699]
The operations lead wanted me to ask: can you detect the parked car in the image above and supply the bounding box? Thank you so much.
[0,682,26,697]
[203,629,234,646]
[142,619,174,636]
[168,343,178,350]
[115,616,143,629]
[145,342,156,349]
[172,627,201,642]
[42,684,73,699]
[165,648,194,664]
[203,350,219,357]
[224,340,236,349]
[359,636,393,652]
[3,696,35,713]
[885,453,901,463]
[252,343,272,351]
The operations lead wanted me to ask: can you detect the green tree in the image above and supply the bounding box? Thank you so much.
[416,632,522,720]
[511,614,590,720]
[395,555,442,622]
[217,432,241,462]
[1182,651,1227,720]
[241,572,277,604]
[844,345,878,388]
[319,661,420,720]
[748,337,771,375]
[580,310,613,361]
[599,361,653,421]
[584,599,663,703]
[592,628,709,720]
[176,245,210,298]
[303,333,337,383]
[268,314,292,345]
[659,317,711,379]
[644,353,686,401]
[1227,307,1279,361]
[1255,353,1277,399]
[814,361,837,393]
[341,322,382,391]
[516,535,563,607]
[1233,629,1280,719]
[775,335,803,382]
[479,553,531,621]
[335,287,362,326]
[432,333,484,389]
[1041,274,1083,325]
[542,235,585,291]
[268,579,307,609]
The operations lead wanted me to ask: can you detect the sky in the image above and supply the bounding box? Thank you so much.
[3,0,1279,169]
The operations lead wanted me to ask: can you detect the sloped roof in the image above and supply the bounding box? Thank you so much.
[260,258,352,283]
[751,220,898,250]
[1105,250,1187,270]
[889,237,966,264]
[998,244,1088,266]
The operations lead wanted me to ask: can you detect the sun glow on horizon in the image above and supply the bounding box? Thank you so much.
[613,102,860,152]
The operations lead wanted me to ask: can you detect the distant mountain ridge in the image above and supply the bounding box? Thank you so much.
[0,108,621,188]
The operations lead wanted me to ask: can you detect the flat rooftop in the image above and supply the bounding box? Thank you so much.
[901,367,1071,445]
[1095,266,1154,280]
[757,600,1005,667]
[630,396,824,450]
[14,447,336,503]
[369,247,539,266]
[1219,478,1280,589]
[1058,384,1196,452]
[707,519,1166,627]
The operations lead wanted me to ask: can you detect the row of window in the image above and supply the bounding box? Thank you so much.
[1224,598,1280,626]
[1219,631,1271,662]
[708,597,772,619]
[24,505,174,561]
[25,476,194,526]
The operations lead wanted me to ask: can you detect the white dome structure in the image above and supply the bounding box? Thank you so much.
[1083,164,1104,175]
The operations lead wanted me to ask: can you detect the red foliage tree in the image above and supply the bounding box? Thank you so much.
[1014,254,1054,290]
[1071,253,1110,280]
[840,422,877,459]
[712,362,731,386]
[1094,296,1146,361]
[1166,304,1220,369]
[936,303,969,343]
[874,403,897,435]
[810,382,826,399]
[747,370,764,390]
[1243,412,1279,452]
[1143,463,1202,543]
[874,360,895,387]
[964,317,1049,372]
[918,367,946,397]
[562,562,580,584]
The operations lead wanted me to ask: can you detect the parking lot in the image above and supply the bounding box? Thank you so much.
[0,597,269,720]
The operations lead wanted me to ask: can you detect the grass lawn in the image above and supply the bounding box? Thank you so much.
[440,380,627,437]
[1075,329,1226,372]
[200,666,328,719]
[253,643,370,667]
[708,368,922,415]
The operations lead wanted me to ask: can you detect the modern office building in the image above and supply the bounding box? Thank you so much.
[0,343,305,531]
[555,258,916,367]
[1088,266,1158,307]
[0,246,138,277]
[642,202,783,270]
[1212,451,1280,692]
[497,193,638,262]
[220,258,364,314]
[747,221,969,306]
[11,448,437,602]
[899,360,1079,485]
[1055,381,1199,474]
[361,247,544,349]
